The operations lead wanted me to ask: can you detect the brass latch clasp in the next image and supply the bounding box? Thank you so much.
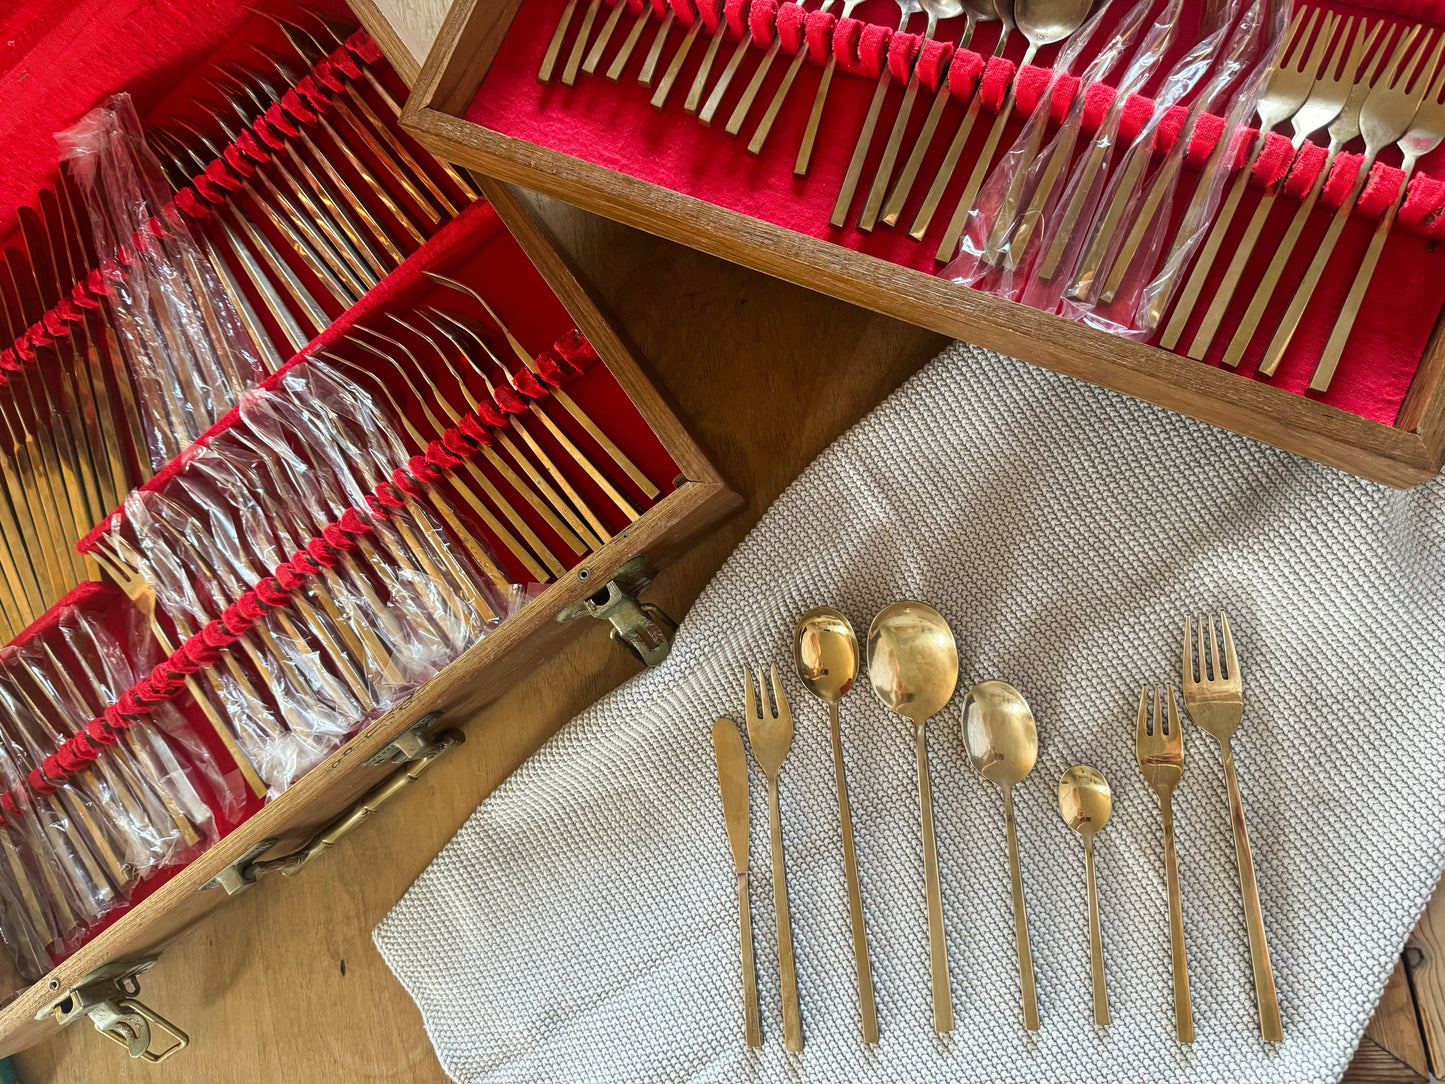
[555,555,676,667]
[38,958,188,1063]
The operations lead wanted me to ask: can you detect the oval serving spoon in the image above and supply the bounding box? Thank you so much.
[795,607,878,1043]
[962,679,1041,1030]
[1058,764,1113,1026]
[867,600,958,1033]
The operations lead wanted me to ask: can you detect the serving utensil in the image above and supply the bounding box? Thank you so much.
[712,717,763,1048]
[794,607,878,1043]
[867,601,956,1033]
[744,664,804,1052]
[1136,684,1193,1042]
[1058,764,1112,1026]
[961,679,1040,1030]
[1182,613,1281,1042]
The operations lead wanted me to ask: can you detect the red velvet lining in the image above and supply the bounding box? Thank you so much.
[466,0,1445,426]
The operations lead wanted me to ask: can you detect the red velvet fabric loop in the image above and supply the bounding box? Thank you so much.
[273,562,303,590]
[295,74,330,112]
[978,56,1017,113]
[88,716,120,746]
[0,350,18,374]
[117,689,152,715]
[13,337,36,363]
[321,522,354,550]
[513,367,550,398]
[29,767,58,796]
[536,352,568,386]
[235,128,272,165]
[458,413,491,444]
[695,0,723,33]
[555,326,599,370]
[948,48,984,99]
[313,57,346,93]
[347,31,383,65]
[442,427,475,459]
[912,38,953,93]
[1044,72,1081,125]
[392,468,424,497]
[103,703,129,730]
[494,383,528,414]
[222,142,257,181]
[647,0,668,16]
[201,618,241,648]
[474,398,507,427]
[623,0,646,14]
[281,88,319,126]
[724,0,749,37]
[426,438,463,470]
[223,600,258,634]
[408,454,444,485]
[71,280,101,310]
[1117,92,1154,144]
[1358,164,1405,220]
[255,576,290,606]
[373,480,408,508]
[202,157,243,193]
[54,297,83,322]
[1323,152,1364,209]
[776,3,807,53]
[338,508,372,536]
[1401,173,1445,234]
[1013,64,1053,117]
[886,32,922,82]
[305,537,341,567]
[804,9,836,62]
[1250,132,1295,190]
[1283,141,1329,200]
[251,116,288,151]
[1154,104,1190,155]
[832,18,877,78]
[182,636,222,668]
[44,751,73,782]
[190,173,227,202]
[1078,82,1114,131]
[1,792,18,817]
[264,101,301,140]
[41,310,67,338]
[749,0,778,45]
[1187,113,1227,169]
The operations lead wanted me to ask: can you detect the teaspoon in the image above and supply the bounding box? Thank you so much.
[1058,764,1113,1026]
[867,600,957,1033]
[962,679,1041,1030]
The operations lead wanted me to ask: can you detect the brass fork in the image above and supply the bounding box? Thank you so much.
[1136,684,1193,1043]
[743,664,803,1052]
[1182,613,1281,1042]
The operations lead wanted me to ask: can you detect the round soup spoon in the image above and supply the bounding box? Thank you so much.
[867,600,957,1033]
[1058,764,1113,1026]
[794,607,878,1043]
[962,679,1041,1030]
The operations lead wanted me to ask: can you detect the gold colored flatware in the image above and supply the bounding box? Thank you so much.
[652,3,705,107]
[961,679,1040,1031]
[564,0,605,84]
[1259,30,1442,378]
[1221,20,1403,370]
[867,600,955,1033]
[1182,613,1281,1042]
[1136,684,1193,1043]
[541,0,581,83]
[1310,45,1445,391]
[832,0,924,228]
[1160,8,1343,349]
[931,0,1096,262]
[749,0,842,154]
[727,0,830,136]
[698,3,771,126]
[795,0,866,173]
[1058,764,1112,1027]
[607,3,655,81]
[712,717,763,1048]
[638,4,680,88]
[858,0,965,231]
[794,607,878,1044]
[684,5,732,112]
[743,664,803,1052]
[585,0,630,75]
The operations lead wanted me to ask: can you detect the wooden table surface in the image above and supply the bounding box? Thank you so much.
[12,6,1445,1081]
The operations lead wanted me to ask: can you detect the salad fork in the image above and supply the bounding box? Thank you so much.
[1182,613,1281,1042]
[744,664,804,1052]
[1136,684,1193,1042]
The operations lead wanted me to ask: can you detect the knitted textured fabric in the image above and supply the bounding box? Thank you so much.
[375,343,1445,1084]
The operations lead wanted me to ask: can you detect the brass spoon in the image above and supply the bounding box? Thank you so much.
[1058,764,1112,1026]
[867,600,956,1033]
[794,607,878,1044]
[961,679,1040,1031]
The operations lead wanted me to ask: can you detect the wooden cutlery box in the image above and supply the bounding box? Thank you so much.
[399,0,1445,488]
[0,2,738,1061]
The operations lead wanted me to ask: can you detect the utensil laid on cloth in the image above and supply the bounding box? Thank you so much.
[1182,612,1281,1042]
[712,717,763,1048]
[794,607,879,1043]
[1058,764,1113,1026]
[866,600,957,1033]
[1137,683,1194,1042]
[743,664,804,1052]
[962,679,1041,1030]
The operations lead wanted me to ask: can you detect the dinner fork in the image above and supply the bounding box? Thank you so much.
[1259,30,1444,378]
[1310,39,1445,391]
[1136,684,1193,1043]
[744,664,803,1052]
[1182,613,1281,1042]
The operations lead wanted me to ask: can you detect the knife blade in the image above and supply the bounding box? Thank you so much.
[712,718,761,1047]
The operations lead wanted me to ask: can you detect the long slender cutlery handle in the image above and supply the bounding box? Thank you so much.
[1220,744,1282,1042]
[832,71,895,228]
[1003,786,1040,1030]
[539,0,579,83]
[1311,183,1406,391]
[915,721,954,1033]
[769,777,804,1051]
[1183,188,1279,359]
[737,870,763,1047]
[1002,118,1083,270]
[797,56,839,175]
[881,83,951,226]
[1084,836,1110,1026]
[859,72,924,231]
[984,108,1052,265]
[1161,798,1194,1042]
[832,702,879,1042]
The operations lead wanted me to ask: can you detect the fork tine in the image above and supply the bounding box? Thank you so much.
[1281,6,1313,68]
[1136,685,1150,745]
[742,665,756,720]
[1380,25,1422,89]
[1302,12,1339,76]
[770,664,787,720]
[1205,615,1222,682]
[1166,684,1182,743]
[1220,613,1239,683]
[1153,683,1165,738]
[758,665,773,719]
[1184,616,1197,686]
[1342,19,1382,84]
[1409,32,1445,98]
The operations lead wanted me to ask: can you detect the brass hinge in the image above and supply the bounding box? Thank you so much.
[38,957,188,1063]
[203,713,462,897]
[555,555,676,667]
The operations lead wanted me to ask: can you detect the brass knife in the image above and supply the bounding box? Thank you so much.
[712,717,762,1048]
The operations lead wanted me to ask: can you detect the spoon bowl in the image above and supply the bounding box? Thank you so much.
[866,601,959,725]
[1016,0,1094,47]
[962,679,1039,787]
[1058,764,1113,839]
[794,607,860,707]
